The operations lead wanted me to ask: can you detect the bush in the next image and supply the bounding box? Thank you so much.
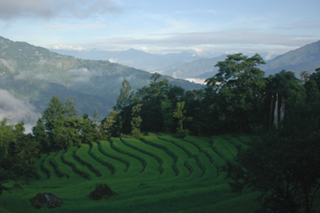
[88,183,118,200]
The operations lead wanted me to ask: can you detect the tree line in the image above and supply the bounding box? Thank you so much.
[109,53,319,139]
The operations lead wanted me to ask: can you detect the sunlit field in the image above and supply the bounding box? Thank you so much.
[1,133,261,213]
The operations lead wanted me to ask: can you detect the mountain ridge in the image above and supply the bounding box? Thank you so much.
[263,40,320,76]
[51,48,203,72]
[0,36,202,125]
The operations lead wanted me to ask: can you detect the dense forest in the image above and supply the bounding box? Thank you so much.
[1,53,320,212]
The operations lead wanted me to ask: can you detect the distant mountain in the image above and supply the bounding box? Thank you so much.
[194,71,216,79]
[263,40,320,76]
[0,36,202,126]
[171,42,320,79]
[193,53,279,80]
[161,55,227,78]
[52,48,281,79]
[51,48,203,72]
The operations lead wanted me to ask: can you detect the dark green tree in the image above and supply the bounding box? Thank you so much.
[205,53,266,133]
[173,102,192,137]
[114,78,132,111]
[225,134,320,213]
[0,118,40,180]
[161,98,173,133]
[131,104,143,139]
[64,97,78,118]
[138,73,172,132]
[261,70,305,132]
[101,110,120,139]
[181,89,205,135]
[33,96,85,151]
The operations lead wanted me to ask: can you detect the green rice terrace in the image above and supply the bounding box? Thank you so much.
[0,133,261,212]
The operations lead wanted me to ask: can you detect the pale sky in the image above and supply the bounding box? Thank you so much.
[1,0,320,56]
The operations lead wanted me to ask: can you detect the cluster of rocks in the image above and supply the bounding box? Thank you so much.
[29,184,118,209]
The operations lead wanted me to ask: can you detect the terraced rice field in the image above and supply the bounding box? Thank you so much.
[0,133,260,213]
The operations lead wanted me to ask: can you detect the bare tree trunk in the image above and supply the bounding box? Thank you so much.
[270,95,274,129]
[274,93,278,129]
[280,97,285,121]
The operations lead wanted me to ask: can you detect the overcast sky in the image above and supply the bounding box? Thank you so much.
[0,0,320,56]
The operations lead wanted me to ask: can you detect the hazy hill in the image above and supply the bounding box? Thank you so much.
[168,41,320,79]
[52,48,203,72]
[263,40,320,76]
[161,55,227,78]
[52,49,280,79]
[0,36,202,126]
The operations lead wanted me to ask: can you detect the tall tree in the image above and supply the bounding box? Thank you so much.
[33,96,83,151]
[137,73,172,132]
[173,102,192,137]
[131,104,143,139]
[114,78,132,111]
[205,53,266,133]
[64,97,78,118]
[101,110,120,139]
[42,96,65,134]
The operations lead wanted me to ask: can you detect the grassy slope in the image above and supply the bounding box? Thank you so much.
[0,134,265,212]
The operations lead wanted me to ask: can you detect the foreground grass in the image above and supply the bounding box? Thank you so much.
[0,133,262,213]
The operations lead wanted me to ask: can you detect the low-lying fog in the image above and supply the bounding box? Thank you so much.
[184,78,206,85]
[0,89,40,133]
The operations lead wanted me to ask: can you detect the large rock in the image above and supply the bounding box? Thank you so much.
[29,192,62,209]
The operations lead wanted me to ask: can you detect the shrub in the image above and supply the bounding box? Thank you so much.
[88,183,118,200]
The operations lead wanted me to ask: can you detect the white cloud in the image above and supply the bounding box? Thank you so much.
[116,74,136,83]
[44,22,127,31]
[188,47,204,54]
[184,78,206,85]
[66,29,319,55]
[13,71,32,80]
[0,89,40,129]
[0,58,15,72]
[141,47,148,52]
[175,9,217,15]
[68,68,103,82]
[108,58,118,63]
[0,0,122,21]
[50,44,86,51]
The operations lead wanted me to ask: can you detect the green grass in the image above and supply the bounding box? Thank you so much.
[158,134,218,180]
[120,137,164,177]
[43,152,59,180]
[0,133,284,213]
[226,136,250,151]
[33,154,49,181]
[211,136,238,160]
[62,146,92,180]
[52,151,76,181]
[144,135,191,178]
[183,136,226,170]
